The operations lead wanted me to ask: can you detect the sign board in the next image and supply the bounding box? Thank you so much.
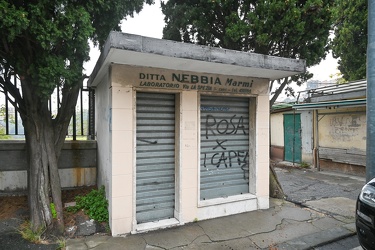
[111,65,269,95]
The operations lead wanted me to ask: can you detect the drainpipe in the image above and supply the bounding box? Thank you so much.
[367,0,375,182]
[313,109,320,171]
[293,108,296,165]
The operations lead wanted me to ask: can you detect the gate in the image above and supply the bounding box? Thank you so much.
[284,113,302,163]
[136,92,176,223]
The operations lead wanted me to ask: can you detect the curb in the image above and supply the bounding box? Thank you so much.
[273,226,357,250]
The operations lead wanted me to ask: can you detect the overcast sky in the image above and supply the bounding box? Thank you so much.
[84,1,339,84]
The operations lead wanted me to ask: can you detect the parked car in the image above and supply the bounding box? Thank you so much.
[356,177,375,250]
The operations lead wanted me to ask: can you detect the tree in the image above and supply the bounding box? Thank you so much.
[0,0,152,235]
[331,0,367,81]
[161,0,333,105]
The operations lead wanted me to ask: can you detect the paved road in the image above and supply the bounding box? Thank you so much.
[275,165,365,250]
[275,166,365,203]
[0,218,57,250]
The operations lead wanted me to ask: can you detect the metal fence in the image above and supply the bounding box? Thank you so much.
[0,76,95,140]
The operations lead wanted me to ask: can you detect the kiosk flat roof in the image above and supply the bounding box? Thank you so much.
[88,32,306,87]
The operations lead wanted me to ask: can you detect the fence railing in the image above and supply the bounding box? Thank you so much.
[0,76,95,140]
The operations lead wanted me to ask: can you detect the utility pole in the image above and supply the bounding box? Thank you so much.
[367,0,375,182]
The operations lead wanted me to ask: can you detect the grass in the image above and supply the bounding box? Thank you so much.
[18,221,46,244]
[300,161,310,168]
[18,221,68,248]
[55,237,66,249]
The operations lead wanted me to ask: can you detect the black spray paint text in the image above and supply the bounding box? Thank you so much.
[205,114,247,139]
[203,114,248,169]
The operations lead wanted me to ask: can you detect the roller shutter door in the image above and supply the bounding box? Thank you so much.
[200,96,250,200]
[136,92,176,223]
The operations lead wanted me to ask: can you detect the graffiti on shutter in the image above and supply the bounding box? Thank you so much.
[200,96,250,200]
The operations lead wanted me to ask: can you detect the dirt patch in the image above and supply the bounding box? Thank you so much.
[0,186,96,226]
[0,195,28,219]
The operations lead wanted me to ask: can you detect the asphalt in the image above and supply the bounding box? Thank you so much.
[0,218,58,250]
[0,163,366,250]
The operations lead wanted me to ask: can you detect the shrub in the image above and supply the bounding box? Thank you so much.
[70,186,109,223]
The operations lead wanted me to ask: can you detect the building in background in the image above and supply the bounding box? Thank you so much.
[271,80,366,176]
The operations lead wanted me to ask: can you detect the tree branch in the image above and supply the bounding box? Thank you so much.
[53,80,81,153]
[0,71,26,116]
[270,77,290,107]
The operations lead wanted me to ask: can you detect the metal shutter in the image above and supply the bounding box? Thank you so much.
[200,96,250,200]
[136,92,175,223]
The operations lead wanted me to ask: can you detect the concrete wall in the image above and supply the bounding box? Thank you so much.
[0,140,97,193]
[94,71,111,203]
[318,107,366,172]
[318,107,366,151]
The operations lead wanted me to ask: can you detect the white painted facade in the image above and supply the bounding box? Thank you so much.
[89,32,305,235]
[270,112,284,147]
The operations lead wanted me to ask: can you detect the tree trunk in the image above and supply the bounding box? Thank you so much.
[20,78,81,236]
[24,105,64,235]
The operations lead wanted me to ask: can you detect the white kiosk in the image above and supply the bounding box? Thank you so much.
[88,32,305,235]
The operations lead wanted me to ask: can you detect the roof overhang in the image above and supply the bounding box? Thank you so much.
[88,32,306,87]
[293,98,367,110]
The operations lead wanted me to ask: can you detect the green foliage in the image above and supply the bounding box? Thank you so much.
[163,0,333,64]
[50,203,57,219]
[0,105,14,139]
[0,133,11,140]
[1,1,92,98]
[0,105,15,124]
[330,0,367,81]
[0,1,29,41]
[0,0,154,99]
[162,0,334,102]
[70,186,109,223]
[0,123,8,139]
